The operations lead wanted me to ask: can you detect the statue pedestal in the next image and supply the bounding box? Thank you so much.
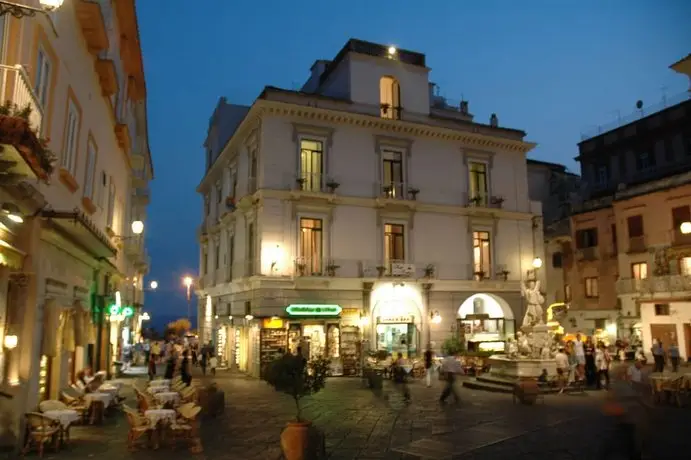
[488,355,557,379]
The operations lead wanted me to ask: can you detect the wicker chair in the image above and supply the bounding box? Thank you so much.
[60,391,89,424]
[123,406,153,451]
[22,412,60,457]
[38,400,67,412]
[171,405,202,452]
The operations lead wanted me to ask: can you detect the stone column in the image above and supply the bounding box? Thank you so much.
[422,283,432,350]
[361,282,373,357]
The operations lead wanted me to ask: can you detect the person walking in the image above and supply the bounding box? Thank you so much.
[651,339,665,373]
[200,350,208,376]
[595,342,611,390]
[393,353,411,403]
[147,354,157,381]
[424,347,434,388]
[209,354,218,376]
[439,352,461,404]
[181,350,192,386]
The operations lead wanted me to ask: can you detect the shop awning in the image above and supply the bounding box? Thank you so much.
[0,238,25,269]
[42,209,117,258]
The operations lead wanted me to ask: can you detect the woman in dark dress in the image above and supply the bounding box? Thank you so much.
[164,353,176,380]
[181,351,192,386]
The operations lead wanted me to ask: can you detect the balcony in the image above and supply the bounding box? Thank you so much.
[75,0,109,54]
[375,182,420,201]
[576,246,599,261]
[671,229,691,247]
[617,274,691,296]
[465,193,505,209]
[626,236,647,254]
[94,59,118,96]
[132,187,150,204]
[0,65,53,182]
[295,172,326,193]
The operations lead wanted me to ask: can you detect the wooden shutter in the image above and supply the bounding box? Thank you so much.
[627,215,644,238]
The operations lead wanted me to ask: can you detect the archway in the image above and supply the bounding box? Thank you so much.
[457,293,515,353]
[370,283,423,357]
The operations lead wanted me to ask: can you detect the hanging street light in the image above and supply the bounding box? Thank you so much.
[0,0,64,18]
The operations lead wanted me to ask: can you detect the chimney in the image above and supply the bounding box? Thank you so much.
[490,113,498,127]
[302,60,331,93]
[460,100,469,115]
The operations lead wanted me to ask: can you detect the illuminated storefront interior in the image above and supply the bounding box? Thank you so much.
[457,293,514,352]
[371,284,422,358]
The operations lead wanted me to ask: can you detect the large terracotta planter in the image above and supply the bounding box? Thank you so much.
[281,421,312,460]
[513,380,539,405]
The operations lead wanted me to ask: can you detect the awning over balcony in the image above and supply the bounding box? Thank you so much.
[42,209,117,259]
[75,0,109,54]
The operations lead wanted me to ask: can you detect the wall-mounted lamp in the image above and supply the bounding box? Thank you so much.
[532,257,543,269]
[3,334,18,349]
[681,221,691,235]
[149,280,158,290]
[245,314,254,321]
[359,315,370,327]
[430,311,442,324]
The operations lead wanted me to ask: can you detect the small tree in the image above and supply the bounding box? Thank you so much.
[166,318,191,337]
[265,354,330,422]
[442,336,465,355]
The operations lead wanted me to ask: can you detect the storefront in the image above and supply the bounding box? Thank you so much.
[215,325,228,368]
[457,293,515,353]
[370,284,423,358]
[284,304,344,374]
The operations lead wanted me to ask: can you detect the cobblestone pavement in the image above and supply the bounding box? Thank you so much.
[37,370,691,460]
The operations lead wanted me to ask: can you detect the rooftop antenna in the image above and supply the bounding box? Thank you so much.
[660,85,668,107]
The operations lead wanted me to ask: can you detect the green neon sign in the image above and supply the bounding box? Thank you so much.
[108,305,135,317]
[122,306,134,317]
[285,304,342,316]
[108,304,120,316]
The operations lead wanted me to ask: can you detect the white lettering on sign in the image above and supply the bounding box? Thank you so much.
[378,315,415,324]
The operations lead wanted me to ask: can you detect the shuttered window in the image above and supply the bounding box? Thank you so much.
[671,206,691,228]
[627,215,644,238]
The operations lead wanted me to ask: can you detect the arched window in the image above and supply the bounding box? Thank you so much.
[379,76,401,120]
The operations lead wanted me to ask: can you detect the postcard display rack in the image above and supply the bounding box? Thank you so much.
[340,326,360,376]
[260,328,287,372]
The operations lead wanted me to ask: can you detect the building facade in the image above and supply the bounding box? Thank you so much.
[562,56,691,350]
[0,0,152,446]
[196,39,543,377]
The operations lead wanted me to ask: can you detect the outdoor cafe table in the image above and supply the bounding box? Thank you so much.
[149,379,171,386]
[43,409,79,445]
[154,391,180,406]
[147,385,170,395]
[84,392,112,408]
[144,409,176,449]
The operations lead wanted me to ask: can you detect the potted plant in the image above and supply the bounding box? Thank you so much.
[296,177,306,190]
[225,196,236,210]
[469,195,482,206]
[326,179,340,193]
[265,355,330,460]
[325,261,340,277]
[295,260,306,276]
[500,269,510,281]
[491,196,505,207]
[408,187,420,200]
[423,264,435,278]
[474,271,485,281]
[442,336,465,356]
[376,265,386,277]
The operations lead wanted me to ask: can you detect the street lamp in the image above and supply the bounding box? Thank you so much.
[0,0,63,18]
[680,222,691,235]
[183,276,194,320]
[149,280,158,290]
[131,220,144,235]
[532,257,543,269]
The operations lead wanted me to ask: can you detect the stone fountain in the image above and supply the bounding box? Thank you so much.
[464,279,560,392]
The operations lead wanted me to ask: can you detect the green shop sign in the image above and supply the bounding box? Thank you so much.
[285,304,342,316]
[108,304,134,317]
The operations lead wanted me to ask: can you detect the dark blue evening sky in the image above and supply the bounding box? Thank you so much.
[136,0,691,330]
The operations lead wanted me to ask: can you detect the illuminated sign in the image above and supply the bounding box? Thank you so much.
[108,304,120,316]
[108,305,135,317]
[285,304,342,316]
[377,315,414,324]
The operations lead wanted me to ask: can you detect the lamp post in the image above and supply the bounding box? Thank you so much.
[0,0,63,18]
[183,276,193,321]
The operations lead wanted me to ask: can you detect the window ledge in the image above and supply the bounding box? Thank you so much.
[58,168,79,193]
[82,196,97,215]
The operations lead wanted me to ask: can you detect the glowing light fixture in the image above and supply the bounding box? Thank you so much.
[40,0,64,10]
[122,306,134,317]
[149,280,158,290]
[532,257,543,269]
[183,276,193,288]
[131,220,144,235]
[387,46,397,55]
[245,314,254,321]
[3,334,18,349]
[681,221,691,235]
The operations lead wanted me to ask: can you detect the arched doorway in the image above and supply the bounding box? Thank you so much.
[370,285,423,358]
[457,293,515,353]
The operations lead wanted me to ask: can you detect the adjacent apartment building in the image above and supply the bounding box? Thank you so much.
[196,39,543,377]
[0,0,153,445]
[564,55,691,355]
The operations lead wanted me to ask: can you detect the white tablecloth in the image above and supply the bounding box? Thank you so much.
[147,385,170,395]
[85,392,112,408]
[102,380,124,390]
[144,409,176,425]
[154,391,180,405]
[149,379,171,387]
[43,409,79,428]
[97,385,119,397]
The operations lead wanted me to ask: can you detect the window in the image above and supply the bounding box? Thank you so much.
[627,215,644,238]
[611,224,618,254]
[216,183,222,203]
[62,99,79,174]
[106,178,115,229]
[618,152,628,175]
[472,231,491,276]
[680,257,691,275]
[379,76,401,119]
[384,223,405,261]
[201,251,208,276]
[631,262,648,280]
[654,304,670,316]
[594,318,606,330]
[575,228,598,248]
[672,134,684,158]
[564,284,571,302]
[248,149,257,193]
[83,139,97,199]
[552,252,563,268]
[636,151,653,171]
[0,15,6,61]
[596,165,608,185]
[228,234,235,281]
[204,195,210,216]
[247,222,255,275]
[299,140,323,192]
[231,168,238,198]
[299,218,323,274]
[382,150,404,198]
[215,243,220,270]
[34,46,51,108]
[672,205,690,232]
[468,162,489,205]
[95,171,107,208]
[584,277,599,298]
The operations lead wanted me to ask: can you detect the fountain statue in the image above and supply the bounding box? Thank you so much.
[521,279,544,328]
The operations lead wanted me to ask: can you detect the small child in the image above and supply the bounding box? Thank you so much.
[537,369,549,384]
[209,355,218,376]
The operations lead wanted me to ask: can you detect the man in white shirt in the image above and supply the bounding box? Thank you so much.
[573,333,586,365]
[555,347,569,392]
